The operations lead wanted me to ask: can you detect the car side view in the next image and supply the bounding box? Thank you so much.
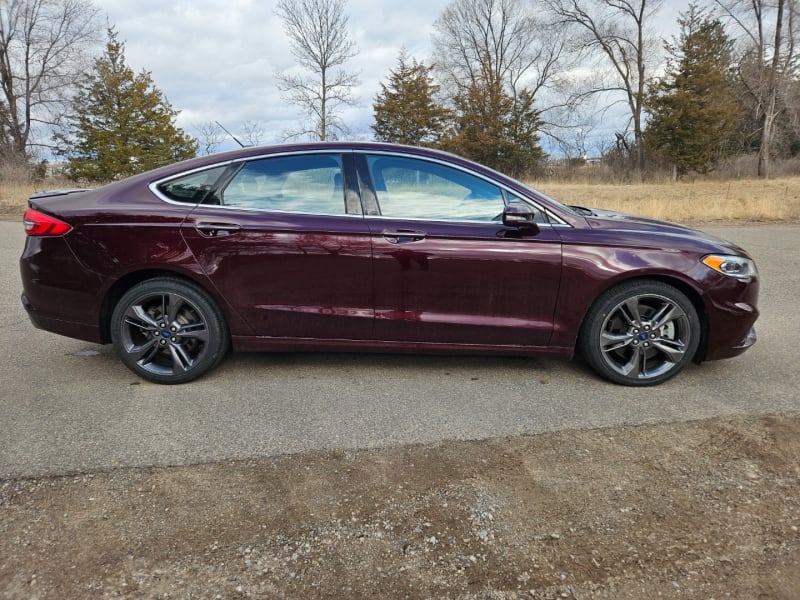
[20,142,759,385]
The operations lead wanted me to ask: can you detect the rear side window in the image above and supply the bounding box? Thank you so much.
[221,154,349,215]
[157,166,227,203]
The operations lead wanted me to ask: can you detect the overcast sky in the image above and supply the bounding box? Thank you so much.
[95,0,693,155]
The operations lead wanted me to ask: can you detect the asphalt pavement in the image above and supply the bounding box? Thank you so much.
[1,220,798,479]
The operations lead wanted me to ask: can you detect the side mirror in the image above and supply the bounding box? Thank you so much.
[503,201,539,231]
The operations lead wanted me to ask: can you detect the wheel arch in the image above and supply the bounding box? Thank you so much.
[576,273,709,362]
[98,269,225,344]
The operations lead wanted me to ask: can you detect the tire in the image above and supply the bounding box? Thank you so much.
[579,280,700,386]
[111,278,229,384]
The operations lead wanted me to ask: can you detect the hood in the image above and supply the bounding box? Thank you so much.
[579,207,751,257]
[583,207,695,231]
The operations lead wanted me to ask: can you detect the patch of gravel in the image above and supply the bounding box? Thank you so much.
[2,412,800,599]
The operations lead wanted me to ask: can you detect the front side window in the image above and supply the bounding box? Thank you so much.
[367,155,505,221]
[221,154,348,215]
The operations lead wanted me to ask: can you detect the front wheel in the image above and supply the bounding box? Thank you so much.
[111,278,229,384]
[579,281,700,386]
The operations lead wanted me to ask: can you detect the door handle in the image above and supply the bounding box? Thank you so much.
[195,222,241,237]
[382,230,426,244]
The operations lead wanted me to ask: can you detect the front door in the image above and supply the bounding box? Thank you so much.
[361,153,562,347]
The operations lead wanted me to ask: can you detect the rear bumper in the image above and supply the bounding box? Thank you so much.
[21,292,103,343]
[20,236,106,343]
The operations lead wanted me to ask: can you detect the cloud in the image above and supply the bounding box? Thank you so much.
[95,0,691,153]
[96,0,440,148]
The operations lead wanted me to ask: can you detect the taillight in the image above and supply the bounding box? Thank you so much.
[23,209,72,236]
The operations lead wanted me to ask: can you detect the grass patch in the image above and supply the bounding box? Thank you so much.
[534,177,800,223]
[0,182,36,208]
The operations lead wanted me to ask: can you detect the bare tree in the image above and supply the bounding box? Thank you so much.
[0,0,99,163]
[193,121,225,155]
[239,120,266,147]
[431,0,568,169]
[192,120,264,152]
[543,0,664,174]
[432,0,565,97]
[274,0,359,141]
[714,0,797,177]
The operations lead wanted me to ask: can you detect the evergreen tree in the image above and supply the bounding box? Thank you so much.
[56,28,197,181]
[645,5,739,176]
[444,78,545,177]
[372,51,450,146]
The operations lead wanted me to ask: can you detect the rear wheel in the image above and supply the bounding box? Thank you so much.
[111,278,228,384]
[579,281,700,386]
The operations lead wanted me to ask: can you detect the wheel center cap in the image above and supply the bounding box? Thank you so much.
[638,332,650,341]
[161,329,172,339]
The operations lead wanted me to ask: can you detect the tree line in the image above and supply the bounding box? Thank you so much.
[370,0,799,179]
[1,0,797,183]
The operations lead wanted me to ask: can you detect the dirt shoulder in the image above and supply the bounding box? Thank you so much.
[2,412,799,599]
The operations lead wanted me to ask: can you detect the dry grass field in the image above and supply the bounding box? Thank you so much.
[0,183,31,210]
[534,177,800,223]
[2,176,800,222]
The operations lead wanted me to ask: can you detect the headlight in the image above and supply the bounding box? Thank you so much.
[701,254,757,279]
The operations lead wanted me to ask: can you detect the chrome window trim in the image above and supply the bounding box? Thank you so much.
[174,203,367,219]
[148,149,352,211]
[148,148,571,226]
[149,161,235,206]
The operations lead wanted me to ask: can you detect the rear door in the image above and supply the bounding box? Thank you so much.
[359,153,562,347]
[177,152,374,340]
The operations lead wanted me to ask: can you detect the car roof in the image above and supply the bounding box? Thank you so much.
[151,142,479,180]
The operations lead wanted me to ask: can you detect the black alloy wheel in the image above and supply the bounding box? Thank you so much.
[580,280,700,386]
[111,278,228,384]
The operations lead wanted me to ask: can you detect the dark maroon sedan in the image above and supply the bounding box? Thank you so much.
[20,143,759,385]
